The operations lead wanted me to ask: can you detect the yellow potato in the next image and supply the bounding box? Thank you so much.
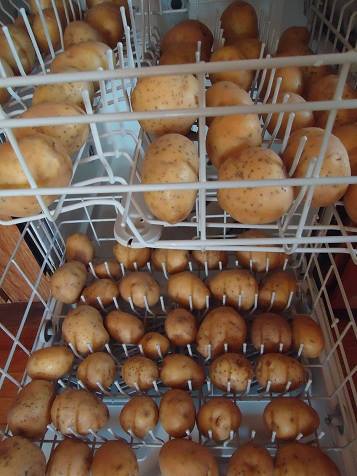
[50,261,87,304]
[82,279,119,308]
[46,439,92,476]
[105,310,144,344]
[333,123,357,155]
[119,272,160,308]
[197,397,241,441]
[221,1,258,42]
[85,2,123,49]
[0,436,46,476]
[152,248,189,274]
[33,8,63,52]
[192,250,228,269]
[113,243,151,269]
[121,355,159,390]
[264,61,304,97]
[196,306,247,358]
[139,332,170,359]
[29,0,64,11]
[77,351,116,390]
[167,271,210,310]
[94,260,121,279]
[159,49,197,65]
[344,184,357,222]
[258,270,297,311]
[0,24,35,73]
[235,37,262,59]
[66,233,94,265]
[251,313,292,353]
[164,308,197,346]
[91,440,139,476]
[0,59,14,105]
[292,314,324,358]
[159,389,196,437]
[277,26,310,54]
[87,0,128,8]
[64,20,104,48]
[208,269,258,310]
[256,353,306,392]
[119,395,159,438]
[209,353,253,392]
[51,41,111,73]
[227,442,274,476]
[209,45,254,90]
[160,353,205,389]
[26,345,74,380]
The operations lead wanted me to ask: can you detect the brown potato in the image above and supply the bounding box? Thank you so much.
[87,0,128,8]
[344,184,357,222]
[159,389,195,437]
[77,352,116,390]
[82,279,119,308]
[139,332,170,359]
[236,230,287,272]
[192,250,228,269]
[167,271,210,310]
[62,305,109,354]
[258,271,297,311]
[0,436,46,476]
[227,442,274,476]
[91,440,138,476]
[26,345,74,380]
[256,353,306,392]
[94,260,121,279]
[64,20,104,48]
[121,355,159,390]
[33,8,63,52]
[51,388,108,435]
[251,313,292,353]
[235,37,262,59]
[0,59,14,105]
[196,306,247,358]
[119,272,160,308]
[113,243,151,269]
[333,123,357,157]
[208,269,258,310]
[209,45,253,90]
[160,353,205,389]
[46,438,92,476]
[164,308,197,346]
[105,310,144,344]
[85,2,123,49]
[7,380,55,439]
[159,48,197,65]
[264,61,304,97]
[159,438,219,476]
[152,249,189,274]
[263,397,320,440]
[50,41,112,74]
[197,397,241,441]
[29,0,64,11]
[66,233,94,265]
[50,261,87,304]
[277,27,310,54]
[221,1,258,42]
[0,24,35,73]
[119,395,159,438]
[292,314,324,358]
[209,353,253,393]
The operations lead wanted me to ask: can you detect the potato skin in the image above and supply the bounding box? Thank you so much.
[251,313,292,353]
[197,397,241,441]
[7,380,55,439]
[192,250,228,269]
[160,354,205,389]
[51,389,108,435]
[0,24,35,73]
[0,59,14,105]
[26,346,74,380]
[33,8,62,52]
[159,438,219,476]
[77,352,116,390]
[152,248,189,274]
[105,310,144,344]
[113,243,151,270]
[210,353,253,393]
[264,62,304,97]
[165,308,197,346]
[159,389,196,437]
[82,279,119,308]
[263,397,320,440]
[278,26,310,53]
[208,270,258,310]
[168,271,210,310]
[121,355,159,390]
[344,184,357,222]
[64,20,104,48]
[196,306,247,358]
[0,436,46,476]
[256,353,306,392]
[119,395,159,438]
[94,260,121,279]
[50,261,87,304]
[91,440,138,476]
[46,438,92,476]
[66,233,94,265]
[227,442,274,476]
[119,272,160,308]
[50,41,111,74]
[292,315,324,358]
[85,2,123,49]
[221,1,258,42]
[209,45,254,90]
[139,332,170,359]
[258,271,297,311]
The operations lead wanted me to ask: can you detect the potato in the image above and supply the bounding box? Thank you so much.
[267,92,314,139]
[236,230,287,272]
[26,345,74,380]
[196,306,247,358]
[274,443,340,476]
[221,1,258,42]
[159,49,197,65]
[50,41,111,74]
[50,261,87,304]
[0,24,35,73]
[105,310,144,344]
[256,353,306,392]
[264,61,304,97]
[139,332,170,359]
[192,250,228,269]
[235,37,262,59]
[94,260,121,279]
[77,352,116,390]
[258,270,297,311]
[227,442,274,476]
[85,3,123,49]
[292,314,324,358]
[303,64,332,93]
[333,123,357,157]
[64,20,104,48]
[0,436,46,476]
[119,272,160,308]
[277,26,310,54]
[113,243,151,270]
[282,127,350,207]
[159,389,196,437]
[160,353,205,389]
[152,248,189,274]
[119,395,159,438]
[91,440,138,476]
[131,75,199,136]
[206,112,262,169]
[344,184,357,222]
[197,397,241,441]
[51,388,108,435]
[66,233,94,265]
[141,133,198,223]
[161,20,213,62]
[208,269,258,310]
[46,439,92,476]
[307,74,357,127]
[165,308,197,346]
[14,102,89,156]
[7,380,55,439]
[33,8,63,52]
[159,438,219,476]
[209,353,253,392]
[29,0,64,11]
[219,147,293,224]
[0,134,72,218]
[82,279,119,307]
[263,397,319,440]
[167,271,210,310]
[121,355,159,390]
[251,313,292,353]
[209,45,253,90]
[62,305,109,354]
[0,59,14,105]
[87,0,128,8]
